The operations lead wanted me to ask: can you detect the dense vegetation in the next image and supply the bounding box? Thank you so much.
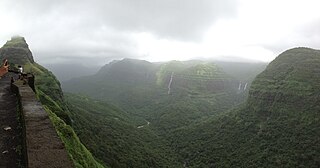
[64,48,320,167]
[66,94,181,167]
[63,59,248,135]
[171,48,320,167]
[0,37,104,168]
[63,58,264,167]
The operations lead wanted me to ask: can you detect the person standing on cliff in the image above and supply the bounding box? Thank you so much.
[0,59,9,77]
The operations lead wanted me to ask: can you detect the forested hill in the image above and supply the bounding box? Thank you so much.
[63,59,257,133]
[173,47,320,167]
[62,57,266,167]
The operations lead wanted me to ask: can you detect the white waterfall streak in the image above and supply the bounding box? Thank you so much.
[168,72,174,94]
[244,83,248,91]
[238,82,242,90]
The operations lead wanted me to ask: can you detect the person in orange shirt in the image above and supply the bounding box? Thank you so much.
[0,59,9,77]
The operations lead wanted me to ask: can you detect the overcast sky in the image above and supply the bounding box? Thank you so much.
[1,0,320,66]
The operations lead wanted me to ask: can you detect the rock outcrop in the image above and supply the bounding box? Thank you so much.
[0,36,34,64]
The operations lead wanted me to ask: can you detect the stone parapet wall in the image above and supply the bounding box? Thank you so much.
[13,81,74,168]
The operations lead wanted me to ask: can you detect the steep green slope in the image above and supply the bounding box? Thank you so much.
[66,94,181,167]
[0,37,104,168]
[173,47,320,167]
[157,61,234,94]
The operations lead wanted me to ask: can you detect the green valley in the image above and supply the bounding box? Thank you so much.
[63,56,266,167]
[66,94,181,167]
[63,47,320,167]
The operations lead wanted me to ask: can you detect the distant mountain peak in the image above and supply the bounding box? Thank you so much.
[97,58,154,75]
[120,58,152,64]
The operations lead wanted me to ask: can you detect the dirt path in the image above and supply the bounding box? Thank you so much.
[137,120,150,129]
[0,73,23,168]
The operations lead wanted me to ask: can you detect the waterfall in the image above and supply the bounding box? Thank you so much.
[238,82,242,90]
[244,83,248,91]
[168,72,174,94]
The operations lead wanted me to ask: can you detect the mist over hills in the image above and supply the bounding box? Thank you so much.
[214,61,267,81]
[63,58,266,98]
[49,57,267,84]
[44,63,100,81]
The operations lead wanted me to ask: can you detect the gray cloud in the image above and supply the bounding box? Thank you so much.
[1,0,238,65]
[261,20,320,55]
[298,21,320,48]
[91,0,238,40]
[10,0,238,40]
[1,0,320,66]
